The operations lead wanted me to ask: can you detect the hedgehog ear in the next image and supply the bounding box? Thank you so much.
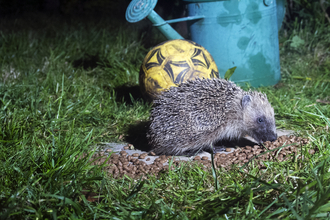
[242,95,251,109]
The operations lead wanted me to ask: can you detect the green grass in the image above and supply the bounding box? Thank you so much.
[1,11,330,219]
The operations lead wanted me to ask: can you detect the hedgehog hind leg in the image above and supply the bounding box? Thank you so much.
[151,147,194,156]
[183,148,204,156]
[150,146,182,156]
[197,144,226,154]
[212,145,226,153]
[179,145,212,156]
[151,145,208,156]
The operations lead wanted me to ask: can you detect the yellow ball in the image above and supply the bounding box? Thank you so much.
[140,39,219,100]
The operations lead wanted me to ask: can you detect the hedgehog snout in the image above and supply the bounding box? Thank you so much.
[269,133,277,142]
[262,131,277,143]
[251,130,277,144]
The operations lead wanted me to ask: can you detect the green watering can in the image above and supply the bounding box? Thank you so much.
[126,0,286,87]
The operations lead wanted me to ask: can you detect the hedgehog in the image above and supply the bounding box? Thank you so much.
[147,78,277,156]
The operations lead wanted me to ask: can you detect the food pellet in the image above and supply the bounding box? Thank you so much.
[201,156,209,160]
[194,156,201,160]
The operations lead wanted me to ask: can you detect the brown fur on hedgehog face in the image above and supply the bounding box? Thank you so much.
[241,92,277,143]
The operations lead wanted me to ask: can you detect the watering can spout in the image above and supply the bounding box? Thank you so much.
[125,0,204,40]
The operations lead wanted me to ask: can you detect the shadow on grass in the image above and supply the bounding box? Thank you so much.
[72,54,101,70]
[125,121,152,152]
[113,84,146,104]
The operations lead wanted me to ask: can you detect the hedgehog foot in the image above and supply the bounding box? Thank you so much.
[212,145,226,153]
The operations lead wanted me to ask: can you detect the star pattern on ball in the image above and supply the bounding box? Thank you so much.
[210,69,219,78]
[145,48,165,70]
[164,60,191,84]
[191,48,210,69]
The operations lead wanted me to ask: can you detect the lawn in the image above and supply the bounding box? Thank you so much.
[1,3,330,219]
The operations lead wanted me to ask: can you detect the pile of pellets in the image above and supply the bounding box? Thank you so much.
[86,135,314,179]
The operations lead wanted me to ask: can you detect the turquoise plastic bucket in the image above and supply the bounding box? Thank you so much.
[184,0,282,87]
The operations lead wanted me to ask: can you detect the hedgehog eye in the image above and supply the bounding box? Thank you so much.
[257,117,264,124]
